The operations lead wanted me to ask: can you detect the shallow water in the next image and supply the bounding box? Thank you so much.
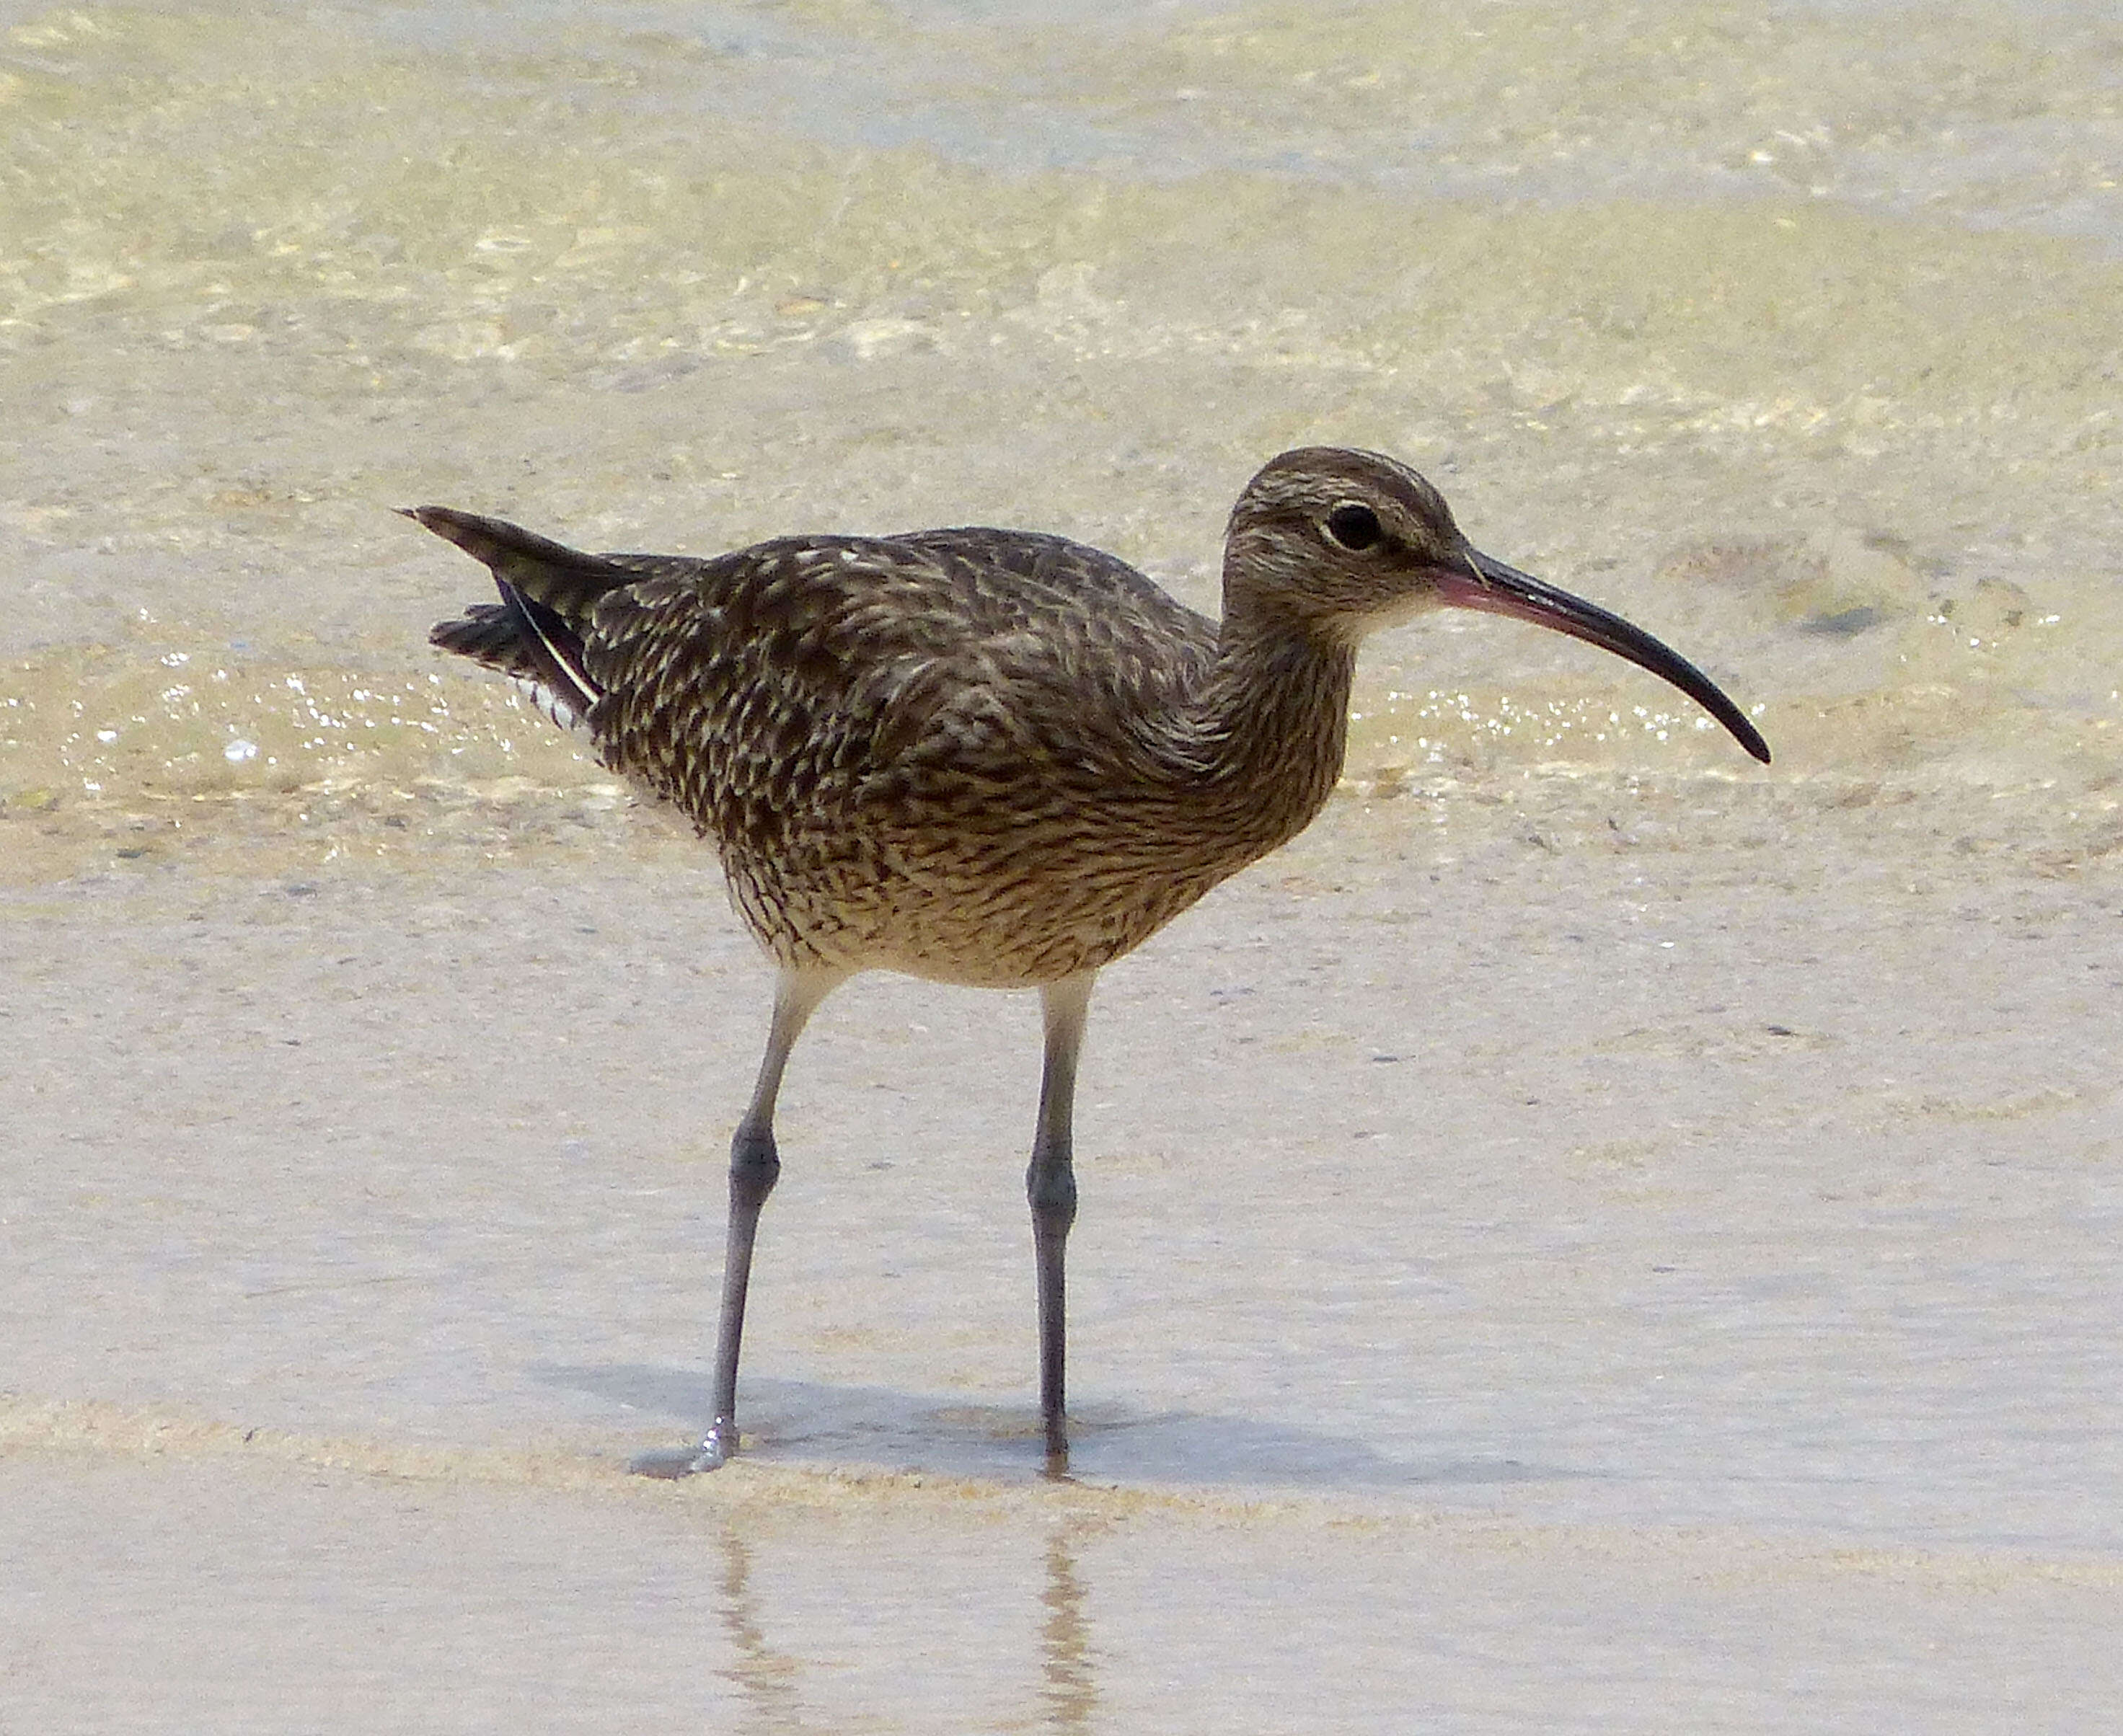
[4,1,2122,1727]
[5,0,2121,810]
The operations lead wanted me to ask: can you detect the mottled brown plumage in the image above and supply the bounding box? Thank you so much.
[413,445,1767,1475]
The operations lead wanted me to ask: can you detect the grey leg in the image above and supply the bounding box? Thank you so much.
[1029,973,1095,1470]
[632,967,841,1478]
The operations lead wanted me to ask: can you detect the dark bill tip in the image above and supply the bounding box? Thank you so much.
[1437,551,1771,765]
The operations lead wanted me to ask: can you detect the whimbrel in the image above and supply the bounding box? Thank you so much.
[412,446,1768,1476]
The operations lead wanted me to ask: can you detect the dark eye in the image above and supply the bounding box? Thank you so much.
[1324,503,1383,552]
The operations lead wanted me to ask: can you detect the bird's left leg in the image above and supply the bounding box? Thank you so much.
[1028,971,1096,1471]
[632,966,842,1478]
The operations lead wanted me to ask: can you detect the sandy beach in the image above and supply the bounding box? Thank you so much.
[9,780,2123,1727]
[5,0,2122,1727]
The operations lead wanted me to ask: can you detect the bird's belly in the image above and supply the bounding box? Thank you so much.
[635,727,1318,988]
[718,821,1235,989]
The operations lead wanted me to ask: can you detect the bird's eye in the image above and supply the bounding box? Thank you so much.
[1323,503,1384,552]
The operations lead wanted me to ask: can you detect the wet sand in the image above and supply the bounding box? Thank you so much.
[7,781,2123,1727]
[6,1432,2118,1732]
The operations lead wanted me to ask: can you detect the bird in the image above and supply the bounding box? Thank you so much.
[410,445,1770,1477]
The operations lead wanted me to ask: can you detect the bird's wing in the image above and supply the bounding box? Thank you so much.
[580,531,1216,807]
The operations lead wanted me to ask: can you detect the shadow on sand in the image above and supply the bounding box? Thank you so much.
[534,1362,1584,1493]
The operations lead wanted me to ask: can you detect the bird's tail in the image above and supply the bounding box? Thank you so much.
[410,505,635,725]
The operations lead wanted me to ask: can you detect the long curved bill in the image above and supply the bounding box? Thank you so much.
[1434,550,1771,764]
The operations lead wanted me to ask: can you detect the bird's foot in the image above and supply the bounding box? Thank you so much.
[627,1420,735,1479]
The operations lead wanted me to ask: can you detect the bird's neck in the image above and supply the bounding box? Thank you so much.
[1179,608,1356,856]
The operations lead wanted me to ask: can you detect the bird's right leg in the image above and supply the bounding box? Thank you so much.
[1029,973,1096,1473]
[631,967,841,1479]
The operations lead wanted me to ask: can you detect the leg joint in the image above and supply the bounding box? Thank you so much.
[1026,1151,1077,1223]
[729,1120,780,1203]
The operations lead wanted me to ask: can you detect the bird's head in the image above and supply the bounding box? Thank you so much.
[1224,446,1770,763]
[1224,446,1473,639]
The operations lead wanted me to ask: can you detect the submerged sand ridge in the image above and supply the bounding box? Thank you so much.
[6,1409,2119,1732]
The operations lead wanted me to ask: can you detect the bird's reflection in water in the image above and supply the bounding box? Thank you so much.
[712,1520,805,1734]
[706,1509,1102,1732]
[1040,1524,1098,1735]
